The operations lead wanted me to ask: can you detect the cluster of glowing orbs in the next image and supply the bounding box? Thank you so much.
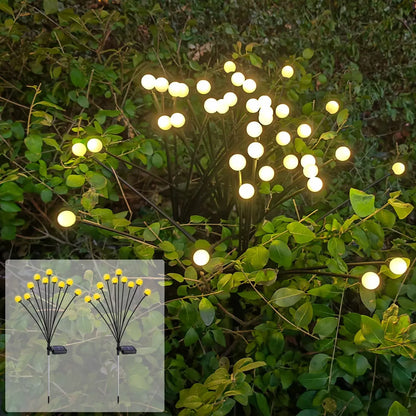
[223,92,238,107]
[283,154,299,170]
[196,80,211,94]
[300,154,316,168]
[72,143,87,157]
[231,72,245,87]
[216,99,229,114]
[87,138,103,153]
[335,146,351,161]
[281,65,294,78]
[361,272,380,290]
[141,74,156,90]
[170,112,186,128]
[193,249,211,266]
[154,77,169,92]
[57,210,77,228]
[392,162,405,176]
[325,100,340,114]
[247,142,264,159]
[204,98,218,114]
[303,164,319,178]
[258,95,272,108]
[242,79,256,93]
[239,183,255,199]
[229,154,247,171]
[246,98,260,113]
[224,61,236,73]
[276,104,290,118]
[157,115,172,130]
[246,121,263,138]
[258,166,275,182]
[168,82,189,97]
[307,177,323,192]
[276,131,291,146]
[389,257,408,275]
[258,107,274,126]
[297,123,312,138]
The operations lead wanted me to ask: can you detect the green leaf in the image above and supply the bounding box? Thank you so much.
[77,95,89,108]
[249,53,263,68]
[199,297,215,326]
[328,237,345,258]
[87,172,107,190]
[336,108,349,126]
[159,241,176,252]
[313,317,338,338]
[350,188,375,217]
[0,201,21,212]
[320,131,336,140]
[267,332,284,356]
[269,240,292,268]
[256,393,270,416]
[66,174,85,188]
[105,125,125,135]
[309,353,330,373]
[40,189,53,203]
[287,222,315,244]
[24,134,42,154]
[294,302,313,328]
[298,372,328,390]
[388,199,414,219]
[152,153,164,168]
[43,0,58,14]
[359,286,376,312]
[388,401,409,416]
[271,287,305,307]
[245,246,269,269]
[361,315,384,344]
[190,215,206,223]
[235,360,266,373]
[0,1,14,15]
[302,48,314,59]
[184,327,199,347]
[70,67,88,89]
[0,182,23,202]
[1,225,16,240]
[143,222,160,241]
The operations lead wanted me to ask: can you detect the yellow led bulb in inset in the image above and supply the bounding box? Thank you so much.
[93,293,101,300]
[115,269,123,276]
[46,269,53,276]
[144,289,151,296]
[103,274,110,281]
[27,282,34,290]
[24,293,31,300]
[136,278,143,286]
[51,276,58,283]
[97,282,104,290]
[66,278,73,286]
[15,296,22,303]
[74,289,82,296]
[85,296,92,303]
[34,273,41,281]
[112,277,118,284]
[58,281,65,288]
[121,276,128,284]
[128,281,135,288]
[42,277,49,284]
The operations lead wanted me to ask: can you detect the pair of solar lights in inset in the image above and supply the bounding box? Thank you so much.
[14,269,81,403]
[361,257,409,290]
[71,138,103,157]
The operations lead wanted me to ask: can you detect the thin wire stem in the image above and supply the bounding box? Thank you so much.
[100,288,118,338]
[119,286,138,338]
[106,280,119,340]
[93,300,118,340]
[27,296,48,336]
[50,287,63,341]
[36,280,48,332]
[20,302,48,340]
[49,294,76,341]
[119,295,146,341]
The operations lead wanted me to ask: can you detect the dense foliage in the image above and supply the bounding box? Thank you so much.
[1,1,416,415]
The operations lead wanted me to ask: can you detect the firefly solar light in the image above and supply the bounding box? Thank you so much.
[14,269,81,403]
[85,269,151,404]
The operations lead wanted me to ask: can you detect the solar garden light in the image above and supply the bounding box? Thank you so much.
[14,269,81,403]
[84,269,152,403]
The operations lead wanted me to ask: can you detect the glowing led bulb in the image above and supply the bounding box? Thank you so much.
[231,72,245,87]
[112,277,118,284]
[58,281,65,288]
[66,278,73,286]
[224,61,236,73]
[281,65,294,78]
[72,143,87,157]
[170,112,186,128]
[276,131,291,146]
[168,81,181,97]
[246,121,263,138]
[87,138,103,153]
[361,272,380,290]
[178,83,189,97]
[136,278,143,286]
[258,95,272,108]
[193,249,210,266]
[223,92,238,107]
[144,289,151,296]
[97,282,104,290]
[196,80,211,94]
[247,142,264,159]
[239,183,255,199]
[283,154,299,170]
[46,269,53,275]
[204,98,218,114]
[303,164,319,178]
[57,210,76,228]
[128,281,134,288]
[42,277,48,284]
[325,100,340,114]
[93,293,101,300]
[121,276,128,283]
[392,162,405,175]
[246,98,260,113]
[141,74,155,90]
[300,154,316,167]
[15,296,22,303]
[242,79,256,93]
[154,77,169,92]
[24,293,31,300]
[116,269,122,275]
[51,276,58,283]
[34,274,41,281]
[258,107,273,125]
[74,289,82,296]
[157,115,172,130]
[216,99,229,114]
[389,257,408,275]
[307,177,323,192]
[258,166,275,182]
[85,296,92,303]
[27,282,34,290]
[335,146,351,161]
[229,154,247,171]
[276,104,290,118]
[297,124,312,138]
[103,273,110,281]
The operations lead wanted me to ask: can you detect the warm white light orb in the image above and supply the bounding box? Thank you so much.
[231,72,245,87]
[170,112,186,128]
[141,74,155,90]
[246,121,263,138]
[283,154,299,170]
[157,115,172,130]
[259,166,275,182]
[276,131,291,146]
[229,154,247,171]
[303,164,319,178]
[87,138,103,153]
[258,107,273,125]
[307,177,323,192]
[297,123,312,138]
[224,61,236,73]
[72,143,87,157]
[300,154,316,167]
[154,77,169,92]
[335,146,351,161]
[178,83,189,97]
[224,92,238,107]
[193,249,210,266]
[389,257,408,275]
[239,183,255,199]
[57,210,76,228]
[392,162,405,175]
[258,95,272,108]
[247,142,264,159]
[246,98,260,113]
[281,65,294,78]
[196,80,211,94]
[168,81,181,97]
[326,100,340,114]
[242,79,257,93]
[216,99,229,114]
[204,98,218,114]
[361,272,380,290]
[276,104,290,118]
